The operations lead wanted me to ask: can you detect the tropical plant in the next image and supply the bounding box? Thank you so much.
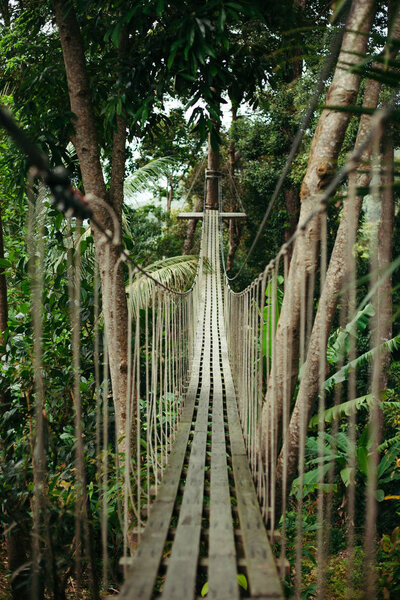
[126,254,201,313]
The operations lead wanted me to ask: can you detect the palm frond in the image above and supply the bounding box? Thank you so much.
[126,255,201,313]
[324,335,400,392]
[124,157,177,202]
[379,433,400,453]
[308,394,373,429]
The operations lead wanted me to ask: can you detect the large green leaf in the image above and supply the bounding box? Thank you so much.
[308,394,373,429]
[324,335,400,391]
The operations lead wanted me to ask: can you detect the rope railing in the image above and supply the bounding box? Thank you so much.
[220,106,397,598]
[25,171,206,595]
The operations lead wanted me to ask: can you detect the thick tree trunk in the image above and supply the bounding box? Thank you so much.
[262,0,376,452]
[53,0,129,453]
[274,5,400,517]
[226,105,242,271]
[283,186,299,257]
[6,527,30,600]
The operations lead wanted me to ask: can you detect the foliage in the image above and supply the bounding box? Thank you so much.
[126,254,200,312]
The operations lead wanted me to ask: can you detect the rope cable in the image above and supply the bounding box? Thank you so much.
[222,106,391,297]
[222,22,347,281]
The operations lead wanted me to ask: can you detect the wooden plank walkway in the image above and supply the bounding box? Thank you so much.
[118,211,282,600]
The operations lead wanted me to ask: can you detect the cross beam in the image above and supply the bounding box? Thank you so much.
[177,212,246,219]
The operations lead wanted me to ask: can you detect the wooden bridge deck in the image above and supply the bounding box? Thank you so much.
[118,212,282,600]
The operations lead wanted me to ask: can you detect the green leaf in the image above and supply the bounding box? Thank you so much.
[308,394,372,429]
[376,489,385,502]
[0,258,12,268]
[357,445,368,476]
[201,582,208,597]
[168,50,177,70]
[218,8,226,31]
[237,574,247,590]
[111,21,123,48]
[54,212,63,231]
[156,0,165,17]
[340,466,354,487]
[188,26,195,48]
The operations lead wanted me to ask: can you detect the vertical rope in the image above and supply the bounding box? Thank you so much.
[280,249,290,578]
[28,177,48,600]
[345,173,358,599]
[295,228,307,600]
[363,125,383,600]
[316,210,328,598]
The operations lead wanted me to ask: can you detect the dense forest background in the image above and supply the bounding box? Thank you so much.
[0,0,400,599]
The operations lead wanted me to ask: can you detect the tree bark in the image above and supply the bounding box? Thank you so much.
[226,105,242,271]
[183,194,203,254]
[262,0,376,452]
[283,178,300,261]
[206,132,220,210]
[274,4,400,518]
[53,0,129,452]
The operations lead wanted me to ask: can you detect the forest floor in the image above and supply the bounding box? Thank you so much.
[0,542,11,600]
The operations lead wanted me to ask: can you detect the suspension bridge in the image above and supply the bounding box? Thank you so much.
[119,209,282,600]
[20,134,395,600]
[0,24,397,592]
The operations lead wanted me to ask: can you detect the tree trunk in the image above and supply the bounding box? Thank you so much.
[262,0,376,452]
[283,183,299,260]
[183,194,203,254]
[167,177,174,214]
[274,4,400,517]
[206,132,220,210]
[226,105,242,271]
[53,0,129,453]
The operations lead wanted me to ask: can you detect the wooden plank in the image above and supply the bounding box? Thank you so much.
[118,265,208,600]
[212,208,282,600]
[208,234,239,599]
[117,420,192,600]
[161,263,212,600]
[220,373,282,595]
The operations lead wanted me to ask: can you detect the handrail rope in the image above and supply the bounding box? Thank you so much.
[221,106,392,297]
[89,200,203,297]
[0,106,204,298]
[223,166,246,213]
[222,22,347,282]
